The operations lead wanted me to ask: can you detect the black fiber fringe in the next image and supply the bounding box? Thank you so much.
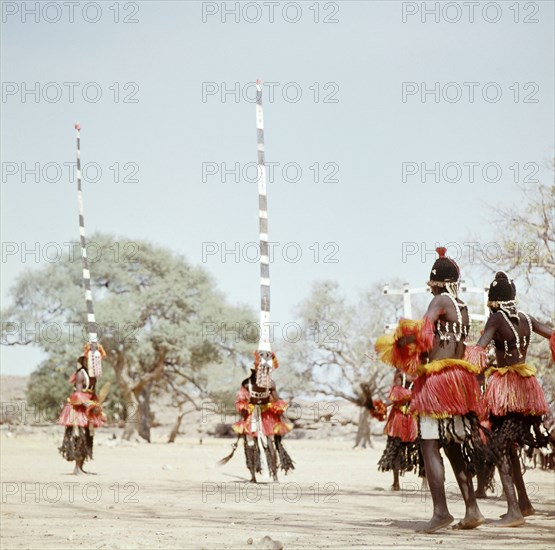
[59,426,93,462]
[378,436,424,477]
[242,435,294,477]
[418,413,497,476]
[263,445,277,478]
[476,460,496,493]
[244,439,259,475]
[275,435,295,474]
[490,413,550,459]
[458,413,497,475]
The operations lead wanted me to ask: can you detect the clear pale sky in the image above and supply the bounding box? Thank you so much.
[1,1,554,374]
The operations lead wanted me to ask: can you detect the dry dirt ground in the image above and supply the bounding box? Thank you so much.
[1,428,554,550]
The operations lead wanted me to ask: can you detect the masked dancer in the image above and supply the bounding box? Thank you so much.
[58,348,106,474]
[224,351,294,482]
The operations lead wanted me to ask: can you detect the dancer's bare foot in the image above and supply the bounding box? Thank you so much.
[500,506,535,519]
[493,512,525,527]
[419,513,454,533]
[72,465,86,476]
[452,512,485,530]
[475,491,488,499]
[390,484,401,492]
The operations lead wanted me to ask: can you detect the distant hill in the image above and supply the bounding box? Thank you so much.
[0,375,27,402]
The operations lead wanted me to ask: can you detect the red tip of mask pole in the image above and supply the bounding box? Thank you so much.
[75,123,81,131]
[256,79,262,85]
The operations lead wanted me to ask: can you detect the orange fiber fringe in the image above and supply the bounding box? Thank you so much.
[388,385,411,404]
[410,363,482,418]
[375,317,434,374]
[464,344,487,371]
[385,407,417,442]
[486,367,548,417]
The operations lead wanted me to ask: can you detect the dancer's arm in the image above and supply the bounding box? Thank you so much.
[531,316,555,360]
[530,316,554,339]
[74,369,85,392]
[396,295,445,347]
[422,294,447,325]
[476,313,500,348]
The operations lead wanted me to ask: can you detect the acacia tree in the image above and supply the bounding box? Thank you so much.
[478,179,554,315]
[1,233,254,440]
[286,280,403,446]
[492,179,554,414]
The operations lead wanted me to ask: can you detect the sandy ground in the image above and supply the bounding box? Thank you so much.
[1,427,554,550]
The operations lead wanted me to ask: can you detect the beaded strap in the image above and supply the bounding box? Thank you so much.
[519,311,533,349]
[499,310,524,359]
[437,294,467,342]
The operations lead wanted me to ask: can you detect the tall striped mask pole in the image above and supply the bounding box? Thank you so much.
[255,80,273,389]
[75,123,102,378]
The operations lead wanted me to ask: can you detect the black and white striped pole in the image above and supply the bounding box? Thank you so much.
[75,123,102,378]
[255,81,273,389]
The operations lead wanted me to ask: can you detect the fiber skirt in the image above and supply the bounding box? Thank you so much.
[410,359,483,419]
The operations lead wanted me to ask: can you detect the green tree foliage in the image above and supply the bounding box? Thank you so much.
[2,233,254,440]
[486,179,554,319]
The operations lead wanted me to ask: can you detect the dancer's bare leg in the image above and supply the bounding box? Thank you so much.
[475,464,491,498]
[510,447,535,516]
[392,469,400,491]
[245,437,257,483]
[72,459,86,475]
[500,447,535,518]
[267,436,278,482]
[494,454,525,527]
[419,440,454,533]
[444,443,484,529]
